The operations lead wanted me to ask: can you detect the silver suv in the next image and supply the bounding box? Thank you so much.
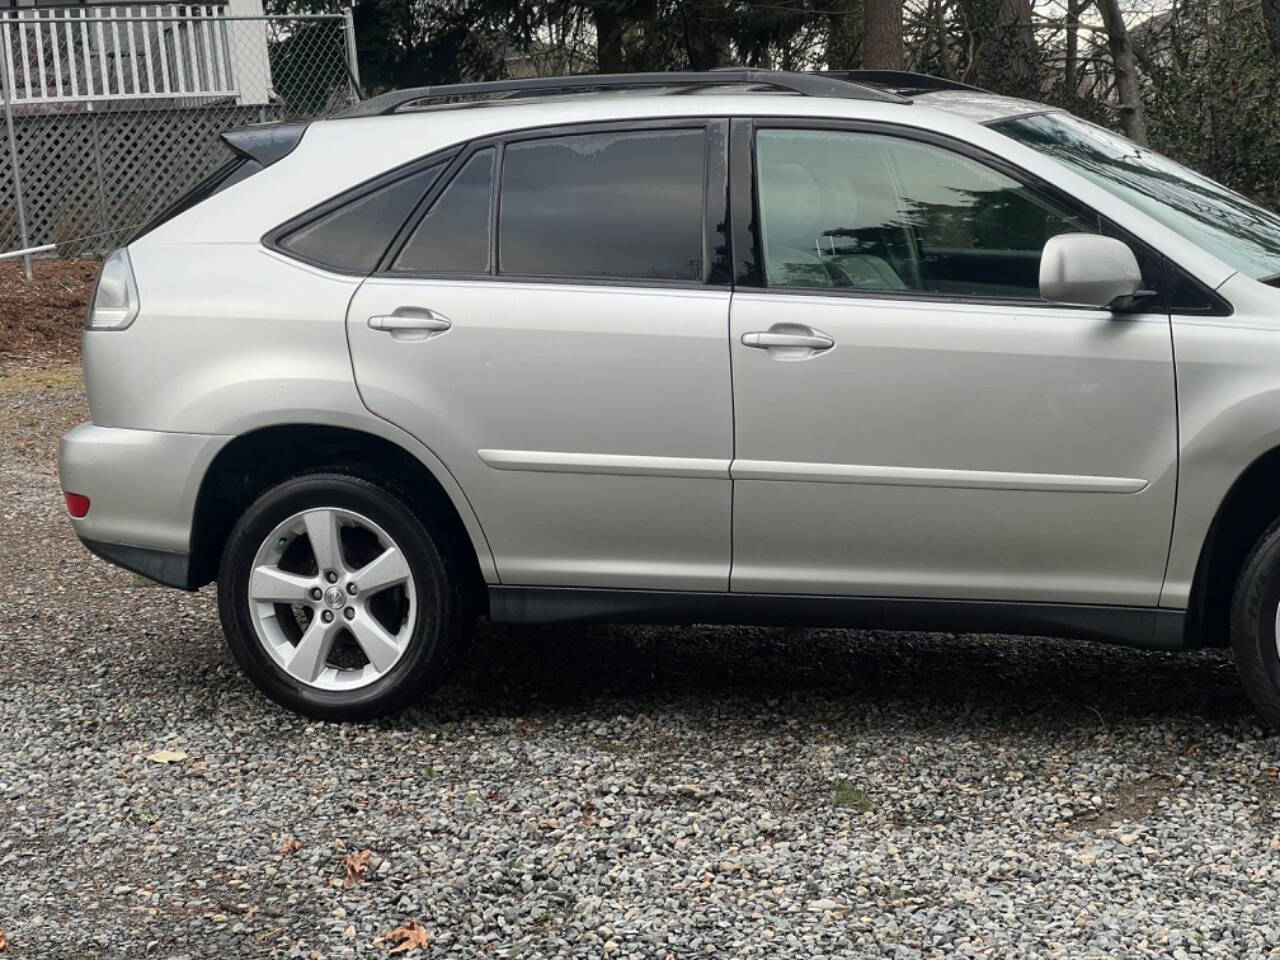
[58,70,1280,722]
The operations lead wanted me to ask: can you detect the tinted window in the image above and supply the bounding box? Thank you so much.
[394,148,495,274]
[279,164,442,273]
[499,129,705,282]
[998,111,1280,281]
[756,129,1092,299]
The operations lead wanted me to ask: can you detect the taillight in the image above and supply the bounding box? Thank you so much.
[64,492,90,518]
[85,248,140,331]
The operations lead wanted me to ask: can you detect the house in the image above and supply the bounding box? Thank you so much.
[0,0,356,257]
[1,0,274,111]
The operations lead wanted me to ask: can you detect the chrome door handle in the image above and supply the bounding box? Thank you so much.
[368,312,452,333]
[741,330,834,351]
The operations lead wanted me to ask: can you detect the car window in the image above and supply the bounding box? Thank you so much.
[997,111,1280,282]
[393,148,495,274]
[755,129,1094,299]
[278,164,442,274]
[498,128,705,282]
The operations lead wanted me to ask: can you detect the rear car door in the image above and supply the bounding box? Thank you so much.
[727,121,1178,606]
[345,120,735,590]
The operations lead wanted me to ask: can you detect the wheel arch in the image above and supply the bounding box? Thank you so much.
[1185,444,1280,648]
[188,423,496,601]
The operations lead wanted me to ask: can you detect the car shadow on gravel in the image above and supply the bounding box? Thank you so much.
[427,620,1249,732]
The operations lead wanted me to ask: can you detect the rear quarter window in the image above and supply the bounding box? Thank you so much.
[275,164,443,274]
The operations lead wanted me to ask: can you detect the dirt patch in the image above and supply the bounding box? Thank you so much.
[1072,774,1173,830]
[0,258,98,363]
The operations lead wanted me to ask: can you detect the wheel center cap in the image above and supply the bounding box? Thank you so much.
[323,586,346,610]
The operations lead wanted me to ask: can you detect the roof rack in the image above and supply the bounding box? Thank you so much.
[332,69,910,119]
[817,70,984,94]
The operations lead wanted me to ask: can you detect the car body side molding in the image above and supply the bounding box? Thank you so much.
[731,459,1148,493]
[477,449,730,480]
[477,449,1145,493]
[489,585,1191,650]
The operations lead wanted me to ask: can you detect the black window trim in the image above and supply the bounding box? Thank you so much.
[262,148,461,277]
[732,116,1231,317]
[381,144,501,277]
[377,116,732,290]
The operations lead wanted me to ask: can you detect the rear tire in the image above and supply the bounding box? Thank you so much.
[1230,518,1280,728]
[217,471,470,720]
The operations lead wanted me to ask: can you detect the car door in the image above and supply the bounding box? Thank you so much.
[347,121,735,591]
[728,122,1178,606]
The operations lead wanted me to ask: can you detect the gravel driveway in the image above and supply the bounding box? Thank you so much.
[2,362,1279,960]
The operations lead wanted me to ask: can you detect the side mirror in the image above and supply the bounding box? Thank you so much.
[1040,233,1151,310]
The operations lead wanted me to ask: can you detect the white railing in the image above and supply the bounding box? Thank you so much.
[0,5,238,105]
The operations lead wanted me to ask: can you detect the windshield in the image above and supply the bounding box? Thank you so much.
[995,111,1280,282]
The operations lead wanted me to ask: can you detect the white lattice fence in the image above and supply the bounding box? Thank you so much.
[0,9,359,262]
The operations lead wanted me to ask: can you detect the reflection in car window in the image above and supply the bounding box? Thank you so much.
[393,148,495,274]
[998,112,1280,282]
[499,129,705,282]
[279,164,442,274]
[755,129,1093,299]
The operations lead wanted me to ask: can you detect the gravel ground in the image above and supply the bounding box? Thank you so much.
[3,362,1280,960]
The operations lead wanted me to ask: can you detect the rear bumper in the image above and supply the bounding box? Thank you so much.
[81,537,194,589]
[59,422,231,587]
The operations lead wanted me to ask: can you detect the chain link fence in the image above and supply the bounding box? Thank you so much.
[0,6,360,274]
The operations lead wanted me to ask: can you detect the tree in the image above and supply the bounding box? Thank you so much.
[999,0,1037,86]
[1064,0,1085,95]
[931,0,950,77]
[1264,0,1280,59]
[1096,0,1148,143]
[956,0,1038,97]
[592,2,625,71]
[863,0,903,69]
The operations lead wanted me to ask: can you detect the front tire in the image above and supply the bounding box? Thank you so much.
[1230,519,1280,729]
[217,471,470,720]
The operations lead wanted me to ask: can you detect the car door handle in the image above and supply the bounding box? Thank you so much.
[741,330,834,351]
[368,312,452,333]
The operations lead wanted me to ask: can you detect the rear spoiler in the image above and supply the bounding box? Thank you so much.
[221,121,309,167]
[128,122,309,244]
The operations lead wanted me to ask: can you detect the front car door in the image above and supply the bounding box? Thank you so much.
[728,120,1178,607]
[347,120,735,591]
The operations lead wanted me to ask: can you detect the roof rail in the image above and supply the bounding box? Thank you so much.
[331,69,910,119]
[817,70,984,94]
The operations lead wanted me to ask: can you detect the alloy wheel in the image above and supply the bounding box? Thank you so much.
[246,507,417,692]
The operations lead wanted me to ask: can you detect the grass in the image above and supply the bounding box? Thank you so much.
[833,780,873,812]
[0,365,82,396]
[534,906,574,927]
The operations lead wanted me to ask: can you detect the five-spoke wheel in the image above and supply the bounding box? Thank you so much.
[247,507,416,691]
[218,472,470,719]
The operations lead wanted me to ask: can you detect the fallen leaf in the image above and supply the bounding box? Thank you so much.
[280,838,303,857]
[341,849,373,888]
[146,749,188,764]
[0,928,8,951]
[387,920,430,954]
